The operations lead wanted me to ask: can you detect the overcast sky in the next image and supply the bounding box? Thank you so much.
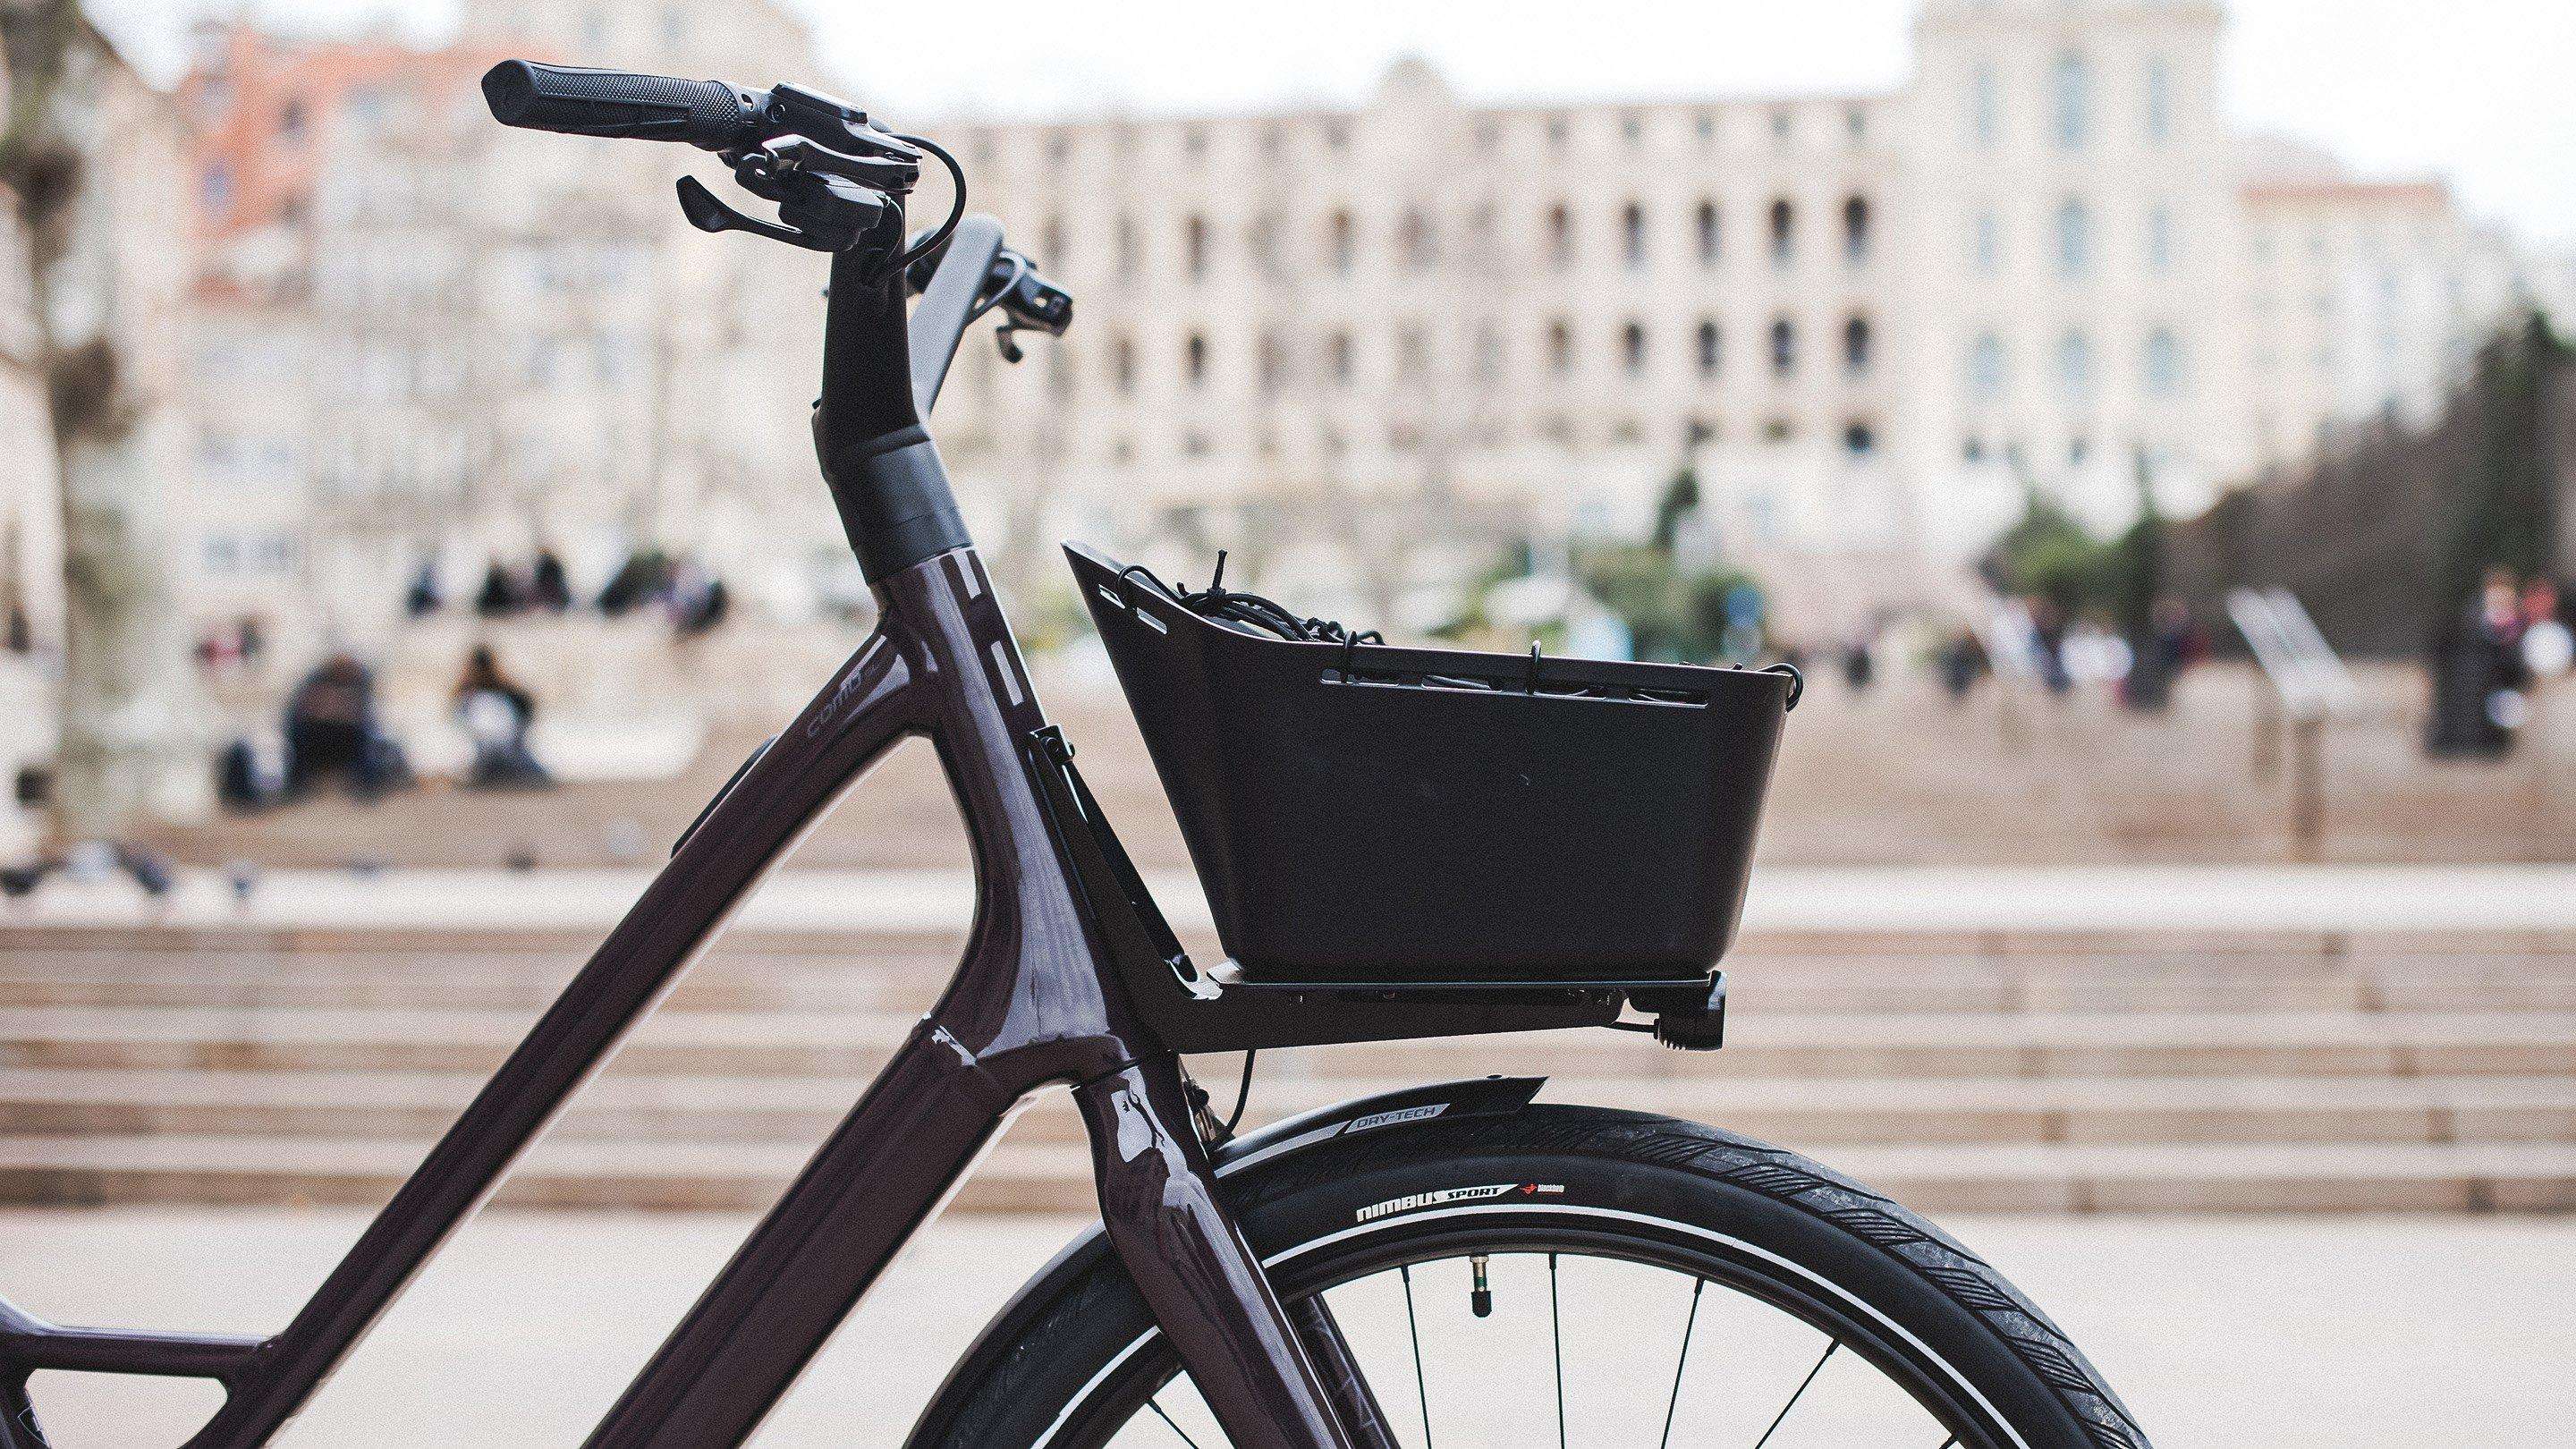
[90,0,2575,248]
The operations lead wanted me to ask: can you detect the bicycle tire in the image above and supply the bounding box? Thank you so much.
[906,1104,2149,1449]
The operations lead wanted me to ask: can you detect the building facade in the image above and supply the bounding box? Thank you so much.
[928,0,2557,631]
[168,0,2563,648]
[178,0,830,669]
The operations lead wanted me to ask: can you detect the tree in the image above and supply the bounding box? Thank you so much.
[2435,314,2563,624]
[2,0,208,838]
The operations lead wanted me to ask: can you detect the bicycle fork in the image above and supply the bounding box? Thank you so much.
[1076,1056,1402,1449]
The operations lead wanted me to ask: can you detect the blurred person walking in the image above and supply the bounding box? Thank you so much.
[2426,568,2533,758]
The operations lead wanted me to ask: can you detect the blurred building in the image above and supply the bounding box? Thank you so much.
[177,0,832,667]
[932,0,2562,631]
[164,0,2566,646]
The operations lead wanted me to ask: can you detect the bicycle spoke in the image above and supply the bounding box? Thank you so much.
[1750,1339,1840,1449]
[1145,1396,1204,1449]
[1548,1253,1567,1449]
[1657,1277,1707,1449]
[1400,1263,1434,1449]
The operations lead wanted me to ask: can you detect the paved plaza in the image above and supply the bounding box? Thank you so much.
[0,1207,2567,1446]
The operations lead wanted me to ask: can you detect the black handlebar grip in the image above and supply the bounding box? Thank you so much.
[480,61,753,148]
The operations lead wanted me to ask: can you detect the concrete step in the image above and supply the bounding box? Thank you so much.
[0,1129,2565,1213]
[7,932,2576,1017]
[4,1005,2570,1080]
[4,1068,2572,1148]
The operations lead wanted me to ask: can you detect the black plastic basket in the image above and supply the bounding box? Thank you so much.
[1067,544,1795,991]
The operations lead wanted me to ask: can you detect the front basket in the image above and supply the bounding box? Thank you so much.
[1068,544,1793,991]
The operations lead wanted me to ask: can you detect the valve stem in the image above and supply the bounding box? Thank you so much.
[1470,1253,1493,1318]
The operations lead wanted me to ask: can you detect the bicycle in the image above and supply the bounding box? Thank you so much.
[0,61,2152,1449]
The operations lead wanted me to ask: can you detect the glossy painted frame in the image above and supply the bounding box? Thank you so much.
[0,219,1379,1449]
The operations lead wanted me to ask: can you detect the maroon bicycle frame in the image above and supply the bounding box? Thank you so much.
[0,221,1378,1449]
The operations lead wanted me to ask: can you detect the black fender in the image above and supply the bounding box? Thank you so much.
[899,1075,1545,1449]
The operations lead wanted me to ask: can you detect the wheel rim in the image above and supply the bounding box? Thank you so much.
[1054,1210,2015,1449]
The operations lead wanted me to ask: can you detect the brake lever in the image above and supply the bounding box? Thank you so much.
[676,175,824,250]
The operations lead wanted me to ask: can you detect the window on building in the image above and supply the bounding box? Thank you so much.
[1623,202,1647,268]
[2147,203,2174,273]
[1694,111,1716,141]
[1696,200,1720,265]
[1547,319,1573,376]
[1546,114,1568,148]
[1846,105,1867,141]
[1762,418,1793,444]
[2144,326,2182,395]
[1330,331,1354,384]
[1113,335,1136,394]
[1116,216,1140,280]
[1040,216,1065,268]
[1258,333,1287,394]
[200,161,233,217]
[2145,57,2173,143]
[1843,314,1872,376]
[1973,207,2001,274]
[1185,333,1208,386]
[1184,215,1209,278]
[1324,119,1349,150]
[1622,320,1648,376]
[2054,53,2090,148]
[1397,326,1428,378]
[1843,420,1876,453]
[1970,60,1999,148]
[1330,210,1355,272]
[277,97,308,143]
[1769,107,1792,145]
[2055,199,2089,276]
[1697,319,1721,377]
[1401,208,1436,269]
[1768,199,1794,267]
[1547,204,1574,268]
[1621,112,1643,147]
[1970,332,2007,400]
[1842,195,1870,265]
[2056,329,2094,398]
[1769,317,1796,376]
[1182,126,1207,158]
[1248,213,1277,270]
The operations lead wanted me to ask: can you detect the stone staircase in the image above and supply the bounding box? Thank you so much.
[0,921,2572,1212]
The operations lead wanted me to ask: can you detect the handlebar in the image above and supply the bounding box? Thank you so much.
[481,61,762,148]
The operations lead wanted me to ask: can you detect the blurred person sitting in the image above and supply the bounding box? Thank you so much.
[405,559,443,617]
[453,644,550,790]
[284,653,409,800]
[530,547,574,613]
[474,558,529,617]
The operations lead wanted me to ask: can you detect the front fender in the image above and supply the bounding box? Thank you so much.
[900,1075,1545,1449]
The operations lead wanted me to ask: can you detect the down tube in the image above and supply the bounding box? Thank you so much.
[183,630,922,1449]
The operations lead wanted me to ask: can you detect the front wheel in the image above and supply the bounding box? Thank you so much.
[911,1106,2148,1449]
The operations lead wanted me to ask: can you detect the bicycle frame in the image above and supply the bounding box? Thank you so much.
[0,221,1376,1449]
